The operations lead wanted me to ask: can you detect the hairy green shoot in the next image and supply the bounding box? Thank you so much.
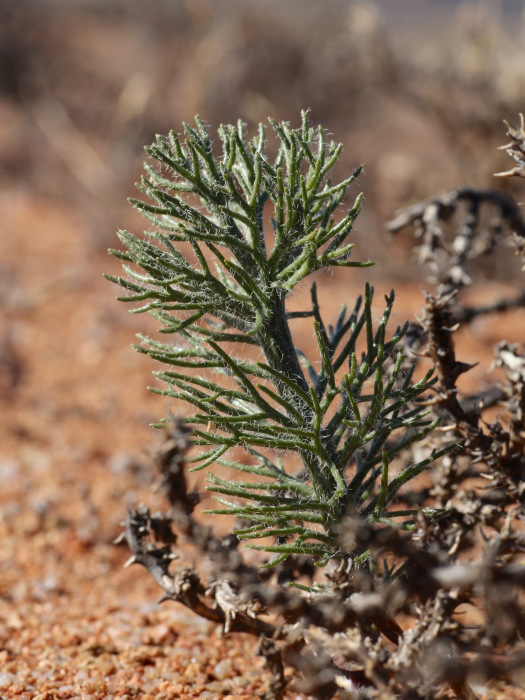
[108,112,440,567]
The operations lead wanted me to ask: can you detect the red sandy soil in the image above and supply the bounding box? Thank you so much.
[2,181,525,699]
[0,189,276,699]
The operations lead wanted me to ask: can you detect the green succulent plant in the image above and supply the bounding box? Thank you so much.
[108,112,446,567]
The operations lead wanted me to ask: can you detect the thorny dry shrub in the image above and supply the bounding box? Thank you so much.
[116,118,525,699]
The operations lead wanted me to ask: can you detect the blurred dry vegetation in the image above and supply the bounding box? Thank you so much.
[2,0,525,264]
[3,0,525,698]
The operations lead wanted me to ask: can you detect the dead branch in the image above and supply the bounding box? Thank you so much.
[388,186,525,294]
[495,113,525,179]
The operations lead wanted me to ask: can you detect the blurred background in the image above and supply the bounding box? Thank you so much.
[2,0,525,257]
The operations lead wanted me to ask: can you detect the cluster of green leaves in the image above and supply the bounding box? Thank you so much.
[108,112,445,566]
